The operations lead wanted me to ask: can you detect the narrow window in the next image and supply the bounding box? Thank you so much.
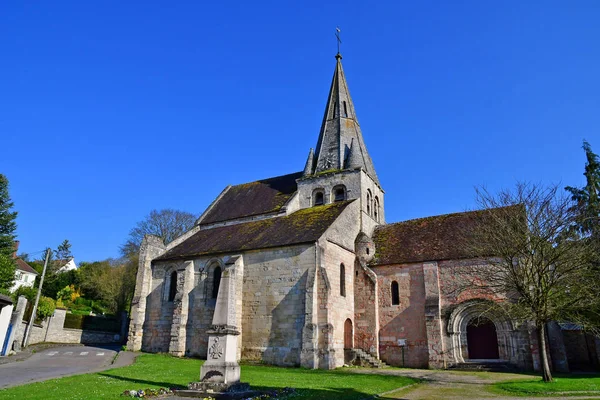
[366,190,372,216]
[333,185,346,202]
[374,196,380,222]
[342,101,348,118]
[391,281,400,305]
[340,263,346,297]
[168,271,177,302]
[212,266,222,299]
[314,191,324,206]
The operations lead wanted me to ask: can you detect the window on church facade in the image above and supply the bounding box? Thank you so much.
[374,196,380,222]
[333,185,346,202]
[168,271,177,302]
[366,189,372,215]
[212,266,222,299]
[391,281,400,305]
[313,190,324,206]
[342,101,348,118]
[340,263,346,297]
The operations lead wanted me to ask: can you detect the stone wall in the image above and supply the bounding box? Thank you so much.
[563,329,599,371]
[319,239,356,368]
[368,258,535,370]
[374,263,429,368]
[141,259,180,352]
[241,245,315,366]
[145,245,317,367]
[16,309,123,347]
[438,259,533,370]
[353,262,378,357]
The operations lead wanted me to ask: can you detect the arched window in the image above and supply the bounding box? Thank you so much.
[168,271,178,302]
[366,190,372,216]
[212,266,222,299]
[342,101,348,118]
[333,185,346,202]
[340,263,346,297]
[313,190,324,206]
[391,281,400,305]
[374,196,380,222]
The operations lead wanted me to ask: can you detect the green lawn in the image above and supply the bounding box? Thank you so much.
[0,354,416,400]
[494,374,600,396]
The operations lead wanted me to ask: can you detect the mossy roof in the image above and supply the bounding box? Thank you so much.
[371,205,522,265]
[157,200,354,261]
[199,172,303,225]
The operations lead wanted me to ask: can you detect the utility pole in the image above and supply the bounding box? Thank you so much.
[23,248,50,348]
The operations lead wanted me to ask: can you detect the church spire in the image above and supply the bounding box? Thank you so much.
[311,54,380,185]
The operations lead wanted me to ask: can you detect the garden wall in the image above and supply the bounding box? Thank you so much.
[11,302,128,351]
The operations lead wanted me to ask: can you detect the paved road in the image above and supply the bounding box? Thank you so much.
[0,345,124,388]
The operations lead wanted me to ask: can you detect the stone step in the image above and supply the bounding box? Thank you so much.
[348,349,389,368]
[450,361,517,372]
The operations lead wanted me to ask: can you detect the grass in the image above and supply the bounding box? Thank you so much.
[494,374,600,396]
[0,354,417,400]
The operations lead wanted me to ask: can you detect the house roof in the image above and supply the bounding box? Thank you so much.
[157,200,354,261]
[16,258,38,275]
[199,172,303,225]
[371,205,522,266]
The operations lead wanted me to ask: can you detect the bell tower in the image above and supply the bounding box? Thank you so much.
[297,52,384,234]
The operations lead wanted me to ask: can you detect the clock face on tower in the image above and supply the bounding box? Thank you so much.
[320,153,335,170]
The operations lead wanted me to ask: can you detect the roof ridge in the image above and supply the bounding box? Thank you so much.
[378,205,520,229]
[232,171,303,187]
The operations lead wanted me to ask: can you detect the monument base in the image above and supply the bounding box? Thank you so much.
[176,382,256,399]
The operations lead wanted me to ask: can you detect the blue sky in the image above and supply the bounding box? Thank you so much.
[1,1,599,262]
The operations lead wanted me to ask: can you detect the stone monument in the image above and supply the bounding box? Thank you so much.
[178,256,254,399]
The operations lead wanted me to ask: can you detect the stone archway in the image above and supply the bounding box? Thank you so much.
[447,300,516,363]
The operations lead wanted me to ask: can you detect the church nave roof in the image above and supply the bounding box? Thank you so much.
[157,200,354,261]
[198,171,303,225]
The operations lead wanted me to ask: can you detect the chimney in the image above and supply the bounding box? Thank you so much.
[13,240,19,259]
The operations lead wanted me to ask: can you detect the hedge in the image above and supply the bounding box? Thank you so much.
[63,313,121,333]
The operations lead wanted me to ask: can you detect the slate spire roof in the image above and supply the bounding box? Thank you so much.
[309,53,380,185]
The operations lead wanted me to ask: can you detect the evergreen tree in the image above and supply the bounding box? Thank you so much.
[566,141,600,242]
[0,174,17,290]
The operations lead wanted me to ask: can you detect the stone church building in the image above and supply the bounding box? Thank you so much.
[127,54,598,372]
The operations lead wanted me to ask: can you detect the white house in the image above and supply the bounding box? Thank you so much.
[10,242,38,293]
[57,258,77,273]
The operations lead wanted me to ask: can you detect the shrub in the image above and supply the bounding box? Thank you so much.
[37,296,56,320]
[74,297,92,306]
[13,285,36,302]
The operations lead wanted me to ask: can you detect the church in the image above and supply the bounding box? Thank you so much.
[127,53,592,372]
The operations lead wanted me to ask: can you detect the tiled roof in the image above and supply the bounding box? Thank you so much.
[157,200,354,261]
[199,172,303,225]
[16,258,38,275]
[371,205,522,265]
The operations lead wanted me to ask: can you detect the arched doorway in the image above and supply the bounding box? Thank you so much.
[344,319,353,349]
[467,317,499,359]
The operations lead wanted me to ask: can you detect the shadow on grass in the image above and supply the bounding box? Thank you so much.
[96,373,187,390]
[226,385,412,400]
[96,375,414,400]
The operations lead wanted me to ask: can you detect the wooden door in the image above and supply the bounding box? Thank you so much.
[467,318,499,359]
[344,319,353,349]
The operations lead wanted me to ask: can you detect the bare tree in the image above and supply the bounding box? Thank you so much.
[118,209,197,314]
[456,183,600,382]
[120,209,197,257]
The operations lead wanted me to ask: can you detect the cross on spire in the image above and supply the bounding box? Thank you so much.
[335,27,342,56]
